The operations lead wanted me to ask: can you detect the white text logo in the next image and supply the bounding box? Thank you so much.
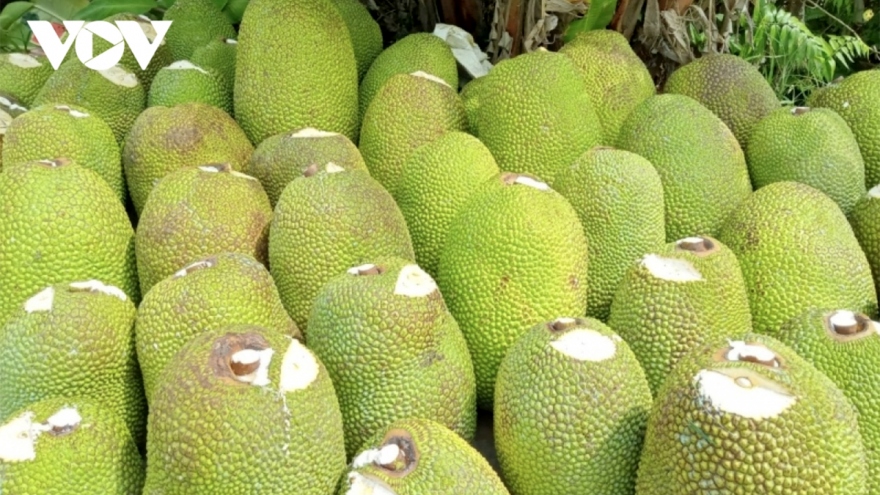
[28,20,172,71]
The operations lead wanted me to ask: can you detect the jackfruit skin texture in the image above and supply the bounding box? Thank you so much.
[459,75,486,132]
[330,0,383,81]
[0,52,53,107]
[0,93,28,172]
[717,181,877,335]
[94,13,173,91]
[358,33,459,121]
[248,128,367,207]
[32,60,145,144]
[552,147,666,320]
[468,50,602,185]
[608,237,752,396]
[0,161,139,324]
[0,397,145,494]
[190,38,237,95]
[122,103,254,216]
[636,333,869,495]
[616,94,752,241]
[135,165,273,294]
[359,72,468,198]
[147,63,231,114]
[809,71,880,189]
[338,418,509,495]
[395,131,501,277]
[494,317,652,495]
[307,258,476,459]
[437,174,589,409]
[559,30,656,143]
[235,0,359,145]
[135,252,301,402]
[746,106,865,214]
[162,0,236,61]
[3,103,125,204]
[143,325,346,494]
[269,168,415,332]
[774,308,880,494]
[849,190,880,299]
[663,53,779,149]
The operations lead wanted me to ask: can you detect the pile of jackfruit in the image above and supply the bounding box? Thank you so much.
[1,0,880,493]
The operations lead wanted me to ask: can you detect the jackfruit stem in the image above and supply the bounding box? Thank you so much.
[303,163,320,177]
[37,157,70,168]
[676,237,714,253]
[201,163,232,173]
[354,265,384,276]
[737,353,780,367]
[229,358,261,377]
[548,317,580,332]
[791,106,811,116]
[830,311,870,336]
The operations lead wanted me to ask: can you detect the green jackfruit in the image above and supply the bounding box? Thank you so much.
[147,61,231,114]
[437,172,589,409]
[0,159,138,324]
[358,32,459,121]
[849,185,880,299]
[143,325,346,494]
[0,397,144,494]
[0,93,27,171]
[248,127,367,207]
[359,71,467,198]
[339,418,509,495]
[552,146,666,320]
[467,49,602,184]
[808,70,880,188]
[395,131,500,277]
[307,259,476,459]
[663,53,779,149]
[559,30,656,143]
[746,106,865,214]
[0,52,53,106]
[135,252,301,402]
[330,0,383,81]
[235,0,359,144]
[94,14,173,91]
[616,94,752,240]
[775,308,880,493]
[717,181,877,335]
[636,335,869,494]
[495,316,652,495]
[122,102,254,215]
[190,38,237,94]
[0,280,144,446]
[32,60,145,144]
[3,104,124,203]
[162,0,236,61]
[135,164,272,294]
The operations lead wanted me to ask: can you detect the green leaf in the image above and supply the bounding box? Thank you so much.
[156,0,176,9]
[31,0,88,21]
[73,0,155,21]
[0,2,34,30]
[561,0,617,43]
[223,0,248,24]
[212,0,229,9]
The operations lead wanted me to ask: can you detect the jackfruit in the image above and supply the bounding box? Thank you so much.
[136,252,301,402]
[552,146,666,320]
[358,32,459,121]
[269,166,414,332]
[0,397,145,494]
[307,259,476,459]
[235,0,359,144]
[437,173,588,409]
[143,325,346,494]
[494,317,652,495]
[608,236,752,395]
[338,418,509,495]
[849,185,880,298]
[0,52,53,106]
[663,53,779,149]
[32,60,145,144]
[190,38,237,94]
[467,50,602,184]
[717,181,877,335]
[135,164,272,294]
[147,61,231,114]
[0,280,145,446]
[0,93,27,171]
[636,335,869,494]
[746,106,865,214]
[616,94,752,240]
[808,70,880,188]
[0,159,138,324]
[248,127,368,207]
[559,30,656,143]
[359,71,467,198]
[162,0,236,61]
[122,102,254,215]
[331,0,383,81]
[775,308,880,493]
[395,131,500,277]
[93,14,173,91]
[3,104,125,203]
